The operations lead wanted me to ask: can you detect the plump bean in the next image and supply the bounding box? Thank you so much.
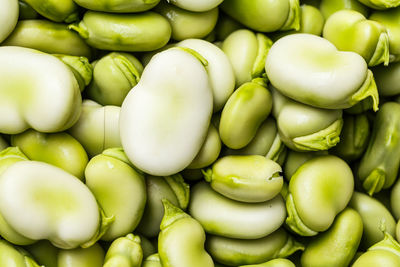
[323,10,390,67]
[11,129,88,180]
[85,148,146,241]
[283,150,327,181]
[158,200,214,267]
[0,46,81,134]
[189,181,286,239]
[0,155,111,249]
[272,87,343,151]
[286,155,354,236]
[350,191,396,248]
[87,52,143,106]
[25,240,59,267]
[70,11,171,52]
[203,155,283,203]
[137,174,189,238]
[155,2,219,41]
[357,102,400,195]
[142,254,162,267]
[73,0,160,13]
[391,178,400,220]
[206,228,303,266]
[3,20,92,58]
[167,0,223,12]
[300,208,363,267]
[120,48,212,176]
[24,0,78,23]
[265,33,379,110]
[220,0,300,32]
[219,80,272,149]
[358,0,400,9]
[0,0,19,43]
[222,30,273,86]
[69,100,121,157]
[103,234,143,267]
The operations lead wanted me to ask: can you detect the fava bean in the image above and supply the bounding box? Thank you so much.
[103,234,143,267]
[24,0,78,23]
[319,0,369,19]
[189,181,286,239]
[73,0,160,13]
[286,155,354,236]
[203,155,283,203]
[120,48,212,176]
[265,33,379,110]
[70,11,171,52]
[3,20,92,58]
[0,0,19,43]
[323,10,390,67]
[58,243,104,267]
[158,199,214,267]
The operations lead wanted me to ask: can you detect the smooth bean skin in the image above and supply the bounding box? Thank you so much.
[220,0,300,32]
[283,150,327,181]
[352,232,400,267]
[286,155,354,236]
[70,11,171,52]
[73,0,160,13]
[265,33,379,111]
[55,54,93,92]
[58,243,104,267]
[272,88,343,152]
[219,81,272,149]
[206,228,303,266]
[137,174,189,238]
[120,48,213,176]
[358,0,400,9]
[167,0,223,12]
[189,182,286,239]
[142,254,162,267]
[177,38,235,112]
[374,61,400,96]
[350,191,396,248]
[24,0,78,23]
[0,160,105,249]
[0,0,19,43]
[3,20,92,58]
[222,30,273,86]
[0,46,82,135]
[188,124,221,169]
[203,155,283,203]
[331,113,370,162]
[103,234,143,267]
[25,240,59,267]
[18,1,39,20]
[319,0,369,19]
[240,259,295,267]
[158,200,214,267]
[370,7,400,62]
[357,102,400,195]
[323,10,390,67]
[87,52,143,106]
[155,2,219,41]
[0,239,41,267]
[224,118,287,164]
[11,129,88,180]
[69,100,121,157]
[301,208,363,267]
[85,148,146,241]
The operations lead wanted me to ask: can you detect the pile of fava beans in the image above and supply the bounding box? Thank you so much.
[5,0,400,266]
